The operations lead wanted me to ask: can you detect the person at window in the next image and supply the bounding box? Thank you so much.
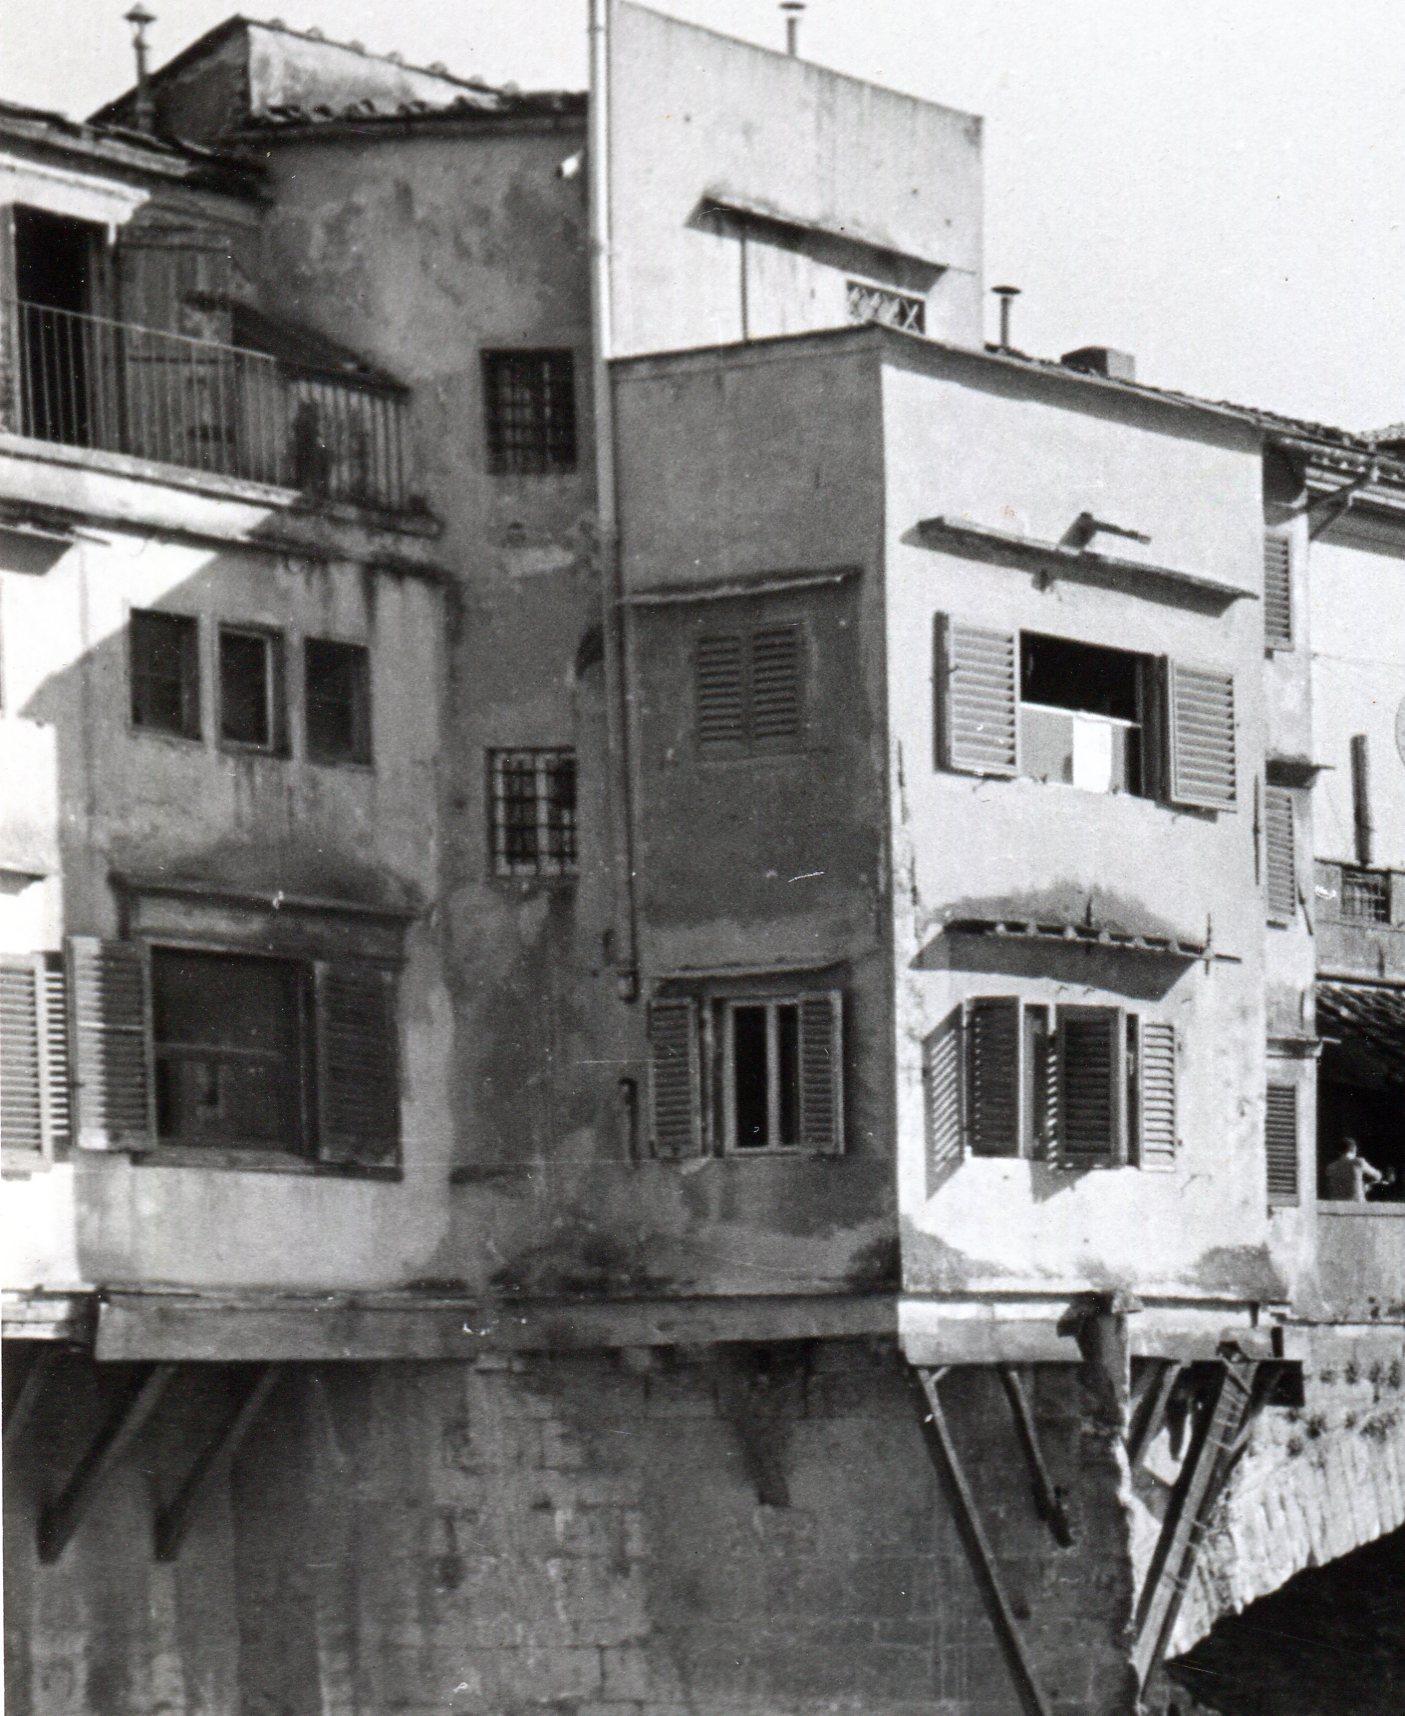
[1324,1137,1384,1202]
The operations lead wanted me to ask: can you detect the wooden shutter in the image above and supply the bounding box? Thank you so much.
[1263,534,1293,648]
[923,1010,964,1178]
[1167,661,1237,810]
[1264,1084,1300,1205]
[1265,786,1296,921]
[937,618,1018,777]
[66,937,152,1149]
[798,991,844,1154]
[966,997,1021,1156]
[1135,1020,1177,1171]
[315,962,400,1167]
[1057,1006,1123,1167]
[647,998,701,1158]
[749,623,803,747]
[695,633,746,753]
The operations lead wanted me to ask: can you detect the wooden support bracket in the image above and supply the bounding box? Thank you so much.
[3,1343,63,1459]
[997,1363,1074,1547]
[910,1365,1054,1716]
[1127,1359,1183,1473]
[154,1365,282,1562]
[37,1363,178,1564]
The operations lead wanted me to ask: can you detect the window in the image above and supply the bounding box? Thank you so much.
[1264,1083,1300,1205]
[482,349,577,475]
[646,991,844,1158]
[130,610,201,739]
[695,623,804,755]
[925,997,1176,1170]
[1265,787,1297,921]
[846,279,925,334]
[218,625,285,753]
[1339,866,1390,924]
[489,749,578,878]
[1263,532,1293,648]
[1019,632,1146,796]
[304,638,372,765]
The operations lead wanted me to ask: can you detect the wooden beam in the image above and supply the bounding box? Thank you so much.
[37,1364,178,1564]
[154,1365,281,1561]
[997,1364,1074,1547]
[3,1343,62,1459]
[910,1366,1054,1716]
[1127,1360,1183,1472]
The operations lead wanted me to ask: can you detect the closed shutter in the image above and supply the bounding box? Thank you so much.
[1167,660,1237,810]
[1265,786,1296,920]
[966,996,1020,1156]
[1263,534,1293,648]
[923,1010,964,1178]
[1057,1006,1123,1166]
[647,998,701,1158]
[696,633,746,753]
[1,957,43,1152]
[66,937,152,1149]
[1264,1084,1300,1205]
[937,618,1018,777]
[315,962,400,1167]
[797,990,843,1154]
[750,623,803,747]
[1135,1020,1177,1171]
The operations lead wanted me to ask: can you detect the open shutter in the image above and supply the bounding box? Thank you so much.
[66,937,151,1149]
[1057,1006,1123,1167]
[1,957,44,1153]
[315,962,400,1167]
[1263,533,1293,648]
[937,618,1018,777]
[1135,1020,1177,1171]
[798,990,844,1154]
[1167,660,1237,810]
[647,999,701,1158]
[1265,786,1296,920]
[1264,1084,1300,1205]
[966,996,1020,1156]
[923,1010,964,1179]
[749,623,803,748]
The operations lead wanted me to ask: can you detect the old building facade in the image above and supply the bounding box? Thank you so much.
[2,8,1402,1715]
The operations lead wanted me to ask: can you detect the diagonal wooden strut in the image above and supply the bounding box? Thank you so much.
[1127,1359,1183,1473]
[155,1365,282,1561]
[37,1363,178,1564]
[3,1343,63,1459]
[997,1363,1074,1547]
[909,1365,1054,1716]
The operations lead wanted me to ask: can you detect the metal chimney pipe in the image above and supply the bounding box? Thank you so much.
[992,284,1021,351]
[125,4,157,132]
[1351,733,1375,866]
[782,2,805,56]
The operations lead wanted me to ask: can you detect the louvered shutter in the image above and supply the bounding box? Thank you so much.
[1265,787,1296,921]
[1057,1006,1123,1167]
[1263,534,1293,648]
[1135,1020,1176,1171]
[749,623,803,748]
[923,1010,964,1179]
[797,991,844,1154]
[1264,1084,1299,1205]
[647,998,701,1158]
[1,957,44,1153]
[315,962,400,1167]
[937,618,1018,777]
[1167,661,1237,810]
[66,937,152,1149]
[696,633,746,753]
[966,997,1020,1156]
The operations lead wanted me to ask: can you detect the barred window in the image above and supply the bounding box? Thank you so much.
[1340,866,1390,924]
[489,749,578,878]
[846,279,925,335]
[482,350,577,475]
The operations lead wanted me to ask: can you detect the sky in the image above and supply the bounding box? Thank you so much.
[3,0,1403,431]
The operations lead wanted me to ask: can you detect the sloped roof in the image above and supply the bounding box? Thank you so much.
[243,88,585,132]
[0,96,259,192]
[1318,981,1405,1083]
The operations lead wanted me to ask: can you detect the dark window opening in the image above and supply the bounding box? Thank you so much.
[727,999,803,1151]
[1318,1072,1404,1203]
[130,609,201,739]
[482,349,577,475]
[219,625,284,752]
[489,748,578,877]
[152,947,309,1152]
[13,206,105,447]
[1019,631,1146,796]
[304,638,372,765]
[1339,866,1390,925]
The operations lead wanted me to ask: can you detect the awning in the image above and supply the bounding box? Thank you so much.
[1317,980,1405,1083]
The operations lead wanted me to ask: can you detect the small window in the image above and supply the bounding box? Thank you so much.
[696,623,804,756]
[482,350,577,475]
[304,638,372,765]
[130,610,201,739]
[218,625,285,753]
[489,749,578,878]
[846,279,925,334]
[1020,632,1147,797]
[1339,866,1390,924]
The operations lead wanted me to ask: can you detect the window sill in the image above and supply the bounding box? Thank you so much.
[131,724,204,750]
[305,755,375,773]
[218,739,289,761]
[1316,1200,1405,1218]
[127,1145,401,1180]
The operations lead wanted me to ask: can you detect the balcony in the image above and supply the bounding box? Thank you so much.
[2,297,408,512]
[1315,859,1405,981]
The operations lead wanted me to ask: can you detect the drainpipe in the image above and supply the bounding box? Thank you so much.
[588,0,639,1001]
[1351,734,1374,867]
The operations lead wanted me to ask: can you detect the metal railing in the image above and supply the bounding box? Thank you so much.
[2,297,407,511]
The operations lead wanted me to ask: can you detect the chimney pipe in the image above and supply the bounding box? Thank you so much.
[124,4,156,133]
[781,2,805,57]
[992,284,1021,352]
[1351,733,1374,866]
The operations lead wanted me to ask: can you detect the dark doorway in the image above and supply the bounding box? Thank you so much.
[12,205,105,445]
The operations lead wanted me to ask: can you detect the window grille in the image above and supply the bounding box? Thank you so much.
[1339,866,1390,924]
[846,280,926,335]
[489,749,578,877]
[482,349,577,475]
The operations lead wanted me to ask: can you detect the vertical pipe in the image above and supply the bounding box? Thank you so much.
[1351,733,1374,867]
[588,0,639,999]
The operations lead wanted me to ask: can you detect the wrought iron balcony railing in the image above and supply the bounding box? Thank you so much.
[2,297,407,512]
